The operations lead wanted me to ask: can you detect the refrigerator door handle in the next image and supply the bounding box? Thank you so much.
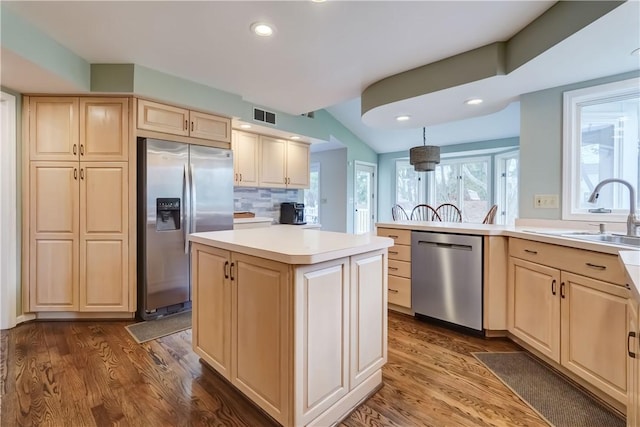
[190,163,197,233]
[184,163,191,254]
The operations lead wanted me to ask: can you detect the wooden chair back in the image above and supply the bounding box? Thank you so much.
[410,204,442,221]
[482,204,498,224]
[391,204,409,221]
[435,203,462,222]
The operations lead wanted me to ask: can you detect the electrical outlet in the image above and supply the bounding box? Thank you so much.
[534,194,559,209]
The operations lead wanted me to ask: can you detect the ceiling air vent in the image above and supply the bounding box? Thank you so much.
[253,107,276,125]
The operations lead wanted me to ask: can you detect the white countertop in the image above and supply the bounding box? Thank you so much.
[233,216,273,224]
[190,226,393,264]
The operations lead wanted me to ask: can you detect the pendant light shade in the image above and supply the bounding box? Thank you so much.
[409,127,440,171]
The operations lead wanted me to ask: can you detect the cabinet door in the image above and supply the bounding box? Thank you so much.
[259,136,287,188]
[232,130,260,187]
[191,244,232,378]
[189,110,231,143]
[508,257,560,362]
[561,271,629,405]
[285,140,310,189]
[137,99,189,136]
[29,162,79,310]
[29,97,79,161]
[350,250,387,388]
[294,259,350,425]
[628,300,639,427]
[231,253,290,425]
[79,163,129,311]
[80,98,129,161]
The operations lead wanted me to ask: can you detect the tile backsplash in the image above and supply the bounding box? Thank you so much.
[234,188,300,223]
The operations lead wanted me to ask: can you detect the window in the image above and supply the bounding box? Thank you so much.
[304,162,320,224]
[395,159,425,212]
[495,150,519,225]
[563,78,639,221]
[430,156,491,223]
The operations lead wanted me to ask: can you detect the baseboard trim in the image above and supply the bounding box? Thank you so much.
[35,312,135,320]
[16,313,36,325]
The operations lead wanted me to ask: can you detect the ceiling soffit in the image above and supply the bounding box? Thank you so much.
[361,0,624,126]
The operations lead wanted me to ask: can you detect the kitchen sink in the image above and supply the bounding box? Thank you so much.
[562,233,640,248]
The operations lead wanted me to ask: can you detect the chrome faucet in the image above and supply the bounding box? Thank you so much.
[587,178,640,237]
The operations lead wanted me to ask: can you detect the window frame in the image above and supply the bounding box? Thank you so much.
[304,161,320,224]
[562,77,639,222]
[494,149,519,225]
[394,158,426,213]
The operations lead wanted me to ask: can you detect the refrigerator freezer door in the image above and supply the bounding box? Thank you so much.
[143,139,190,313]
[189,144,234,233]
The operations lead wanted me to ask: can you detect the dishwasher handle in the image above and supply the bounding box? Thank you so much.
[417,240,473,251]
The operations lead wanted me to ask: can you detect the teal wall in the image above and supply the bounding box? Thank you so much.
[378,137,519,221]
[519,70,640,220]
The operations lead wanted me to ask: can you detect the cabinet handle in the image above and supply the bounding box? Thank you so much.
[80,144,84,156]
[239,173,242,182]
[230,262,235,281]
[629,331,637,358]
[524,249,538,255]
[388,266,398,271]
[234,173,238,181]
[185,119,188,130]
[224,261,229,279]
[191,121,194,132]
[73,144,77,155]
[388,235,399,239]
[560,281,566,299]
[80,168,84,180]
[388,250,398,255]
[388,288,399,293]
[585,262,606,270]
[74,168,78,180]
[551,279,556,295]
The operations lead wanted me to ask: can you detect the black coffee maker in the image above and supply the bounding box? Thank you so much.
[280,202,306,225]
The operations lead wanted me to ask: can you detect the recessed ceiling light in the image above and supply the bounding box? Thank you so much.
[396,115,411,122]
[311,0,327,3]
[290,136,301,140]
[239,124,251,129]
[631,48,640,56]
[465,98,483,105]
[251,22,275,37]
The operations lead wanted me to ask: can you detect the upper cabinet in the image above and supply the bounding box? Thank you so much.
[232,131,310,189]
[29,97,129,162]
[137,99,231,144]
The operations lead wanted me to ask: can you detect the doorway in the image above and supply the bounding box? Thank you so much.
[354,161,377,234]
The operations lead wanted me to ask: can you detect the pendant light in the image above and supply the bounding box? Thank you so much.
[409,127,440,171]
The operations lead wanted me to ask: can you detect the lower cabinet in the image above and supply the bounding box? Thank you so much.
[191,243,387,427]
[508,242,630,407]
[376,227,411,310]
[627,300,639,427]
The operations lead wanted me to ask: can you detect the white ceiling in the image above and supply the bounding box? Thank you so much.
[3,1,639,153]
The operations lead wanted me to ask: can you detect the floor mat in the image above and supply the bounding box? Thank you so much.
[125,311,192,344]
[473,351,624,427]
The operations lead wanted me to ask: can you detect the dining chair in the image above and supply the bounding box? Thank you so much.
[435,203,462,222]
[410,204,442,221]
[391,204,409,221]
[482,204,498,224]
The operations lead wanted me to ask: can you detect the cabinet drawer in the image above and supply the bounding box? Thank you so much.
[509,238,625,285]
[388,244,410,261]
[388,259,410,278]
[377,228,411,246]
[388,275,411,308]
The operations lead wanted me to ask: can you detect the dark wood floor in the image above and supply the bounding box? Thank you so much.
[0,312,548,427]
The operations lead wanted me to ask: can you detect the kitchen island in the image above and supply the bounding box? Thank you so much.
[188,226,393,427]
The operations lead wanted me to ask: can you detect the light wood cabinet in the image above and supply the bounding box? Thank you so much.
[191,242,387,427]
[137,99,230,143]
[259,136,310,189]
[377,227,412,310]
[508,238,630,407]
[628,300,639,427]
[25,96,133,314]
[231,130,260,187]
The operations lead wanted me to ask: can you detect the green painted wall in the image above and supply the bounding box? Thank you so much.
[519,70,640,220]
[378,137,519,221]
[0,5,90,91]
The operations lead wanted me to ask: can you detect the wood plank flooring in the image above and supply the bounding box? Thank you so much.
[1,312,548,427]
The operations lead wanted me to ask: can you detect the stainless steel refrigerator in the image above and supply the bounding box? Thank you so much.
[137,138,234,320]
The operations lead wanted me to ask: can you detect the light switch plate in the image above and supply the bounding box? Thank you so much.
[534,194,559,209]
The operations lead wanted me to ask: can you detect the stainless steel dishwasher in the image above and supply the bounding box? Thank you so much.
[411,231,483,333]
